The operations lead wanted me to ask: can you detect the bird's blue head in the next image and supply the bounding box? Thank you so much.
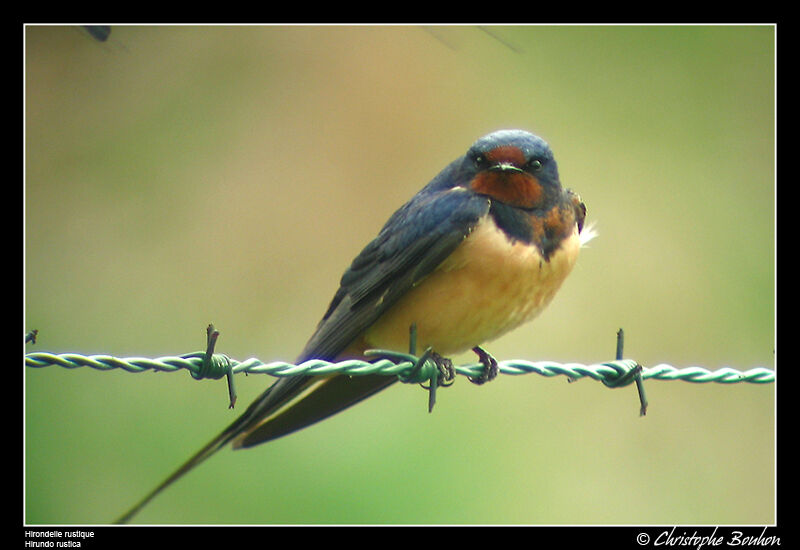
[464,129,562,210]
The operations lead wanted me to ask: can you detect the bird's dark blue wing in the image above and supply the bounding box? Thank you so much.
[228,186,489,449]
[297,187,490,362]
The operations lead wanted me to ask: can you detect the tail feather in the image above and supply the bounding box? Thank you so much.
[116,296,400,522]
[115,369,396,523]
[114,375,311,523]
[234,374,396,448]
[114,414,249,524]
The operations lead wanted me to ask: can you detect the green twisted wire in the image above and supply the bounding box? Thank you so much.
[24,350,775,385]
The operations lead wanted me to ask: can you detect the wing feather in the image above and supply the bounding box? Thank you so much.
[297,189,489,361]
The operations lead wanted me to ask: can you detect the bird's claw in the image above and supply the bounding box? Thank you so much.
[420,352,456,389]
[468,346,498,385]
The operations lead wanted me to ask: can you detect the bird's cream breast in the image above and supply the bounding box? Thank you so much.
[362,215,582,356]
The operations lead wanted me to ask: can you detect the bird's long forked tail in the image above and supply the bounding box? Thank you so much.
[114,372,397,523]
[113,374,314,524]
[114,417,241,524]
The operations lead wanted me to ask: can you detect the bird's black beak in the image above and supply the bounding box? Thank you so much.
[488,162,524,173]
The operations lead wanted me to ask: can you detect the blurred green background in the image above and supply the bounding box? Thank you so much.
[24,25,774,525]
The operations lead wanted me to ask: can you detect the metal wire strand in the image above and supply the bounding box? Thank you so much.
[24,351,775,385]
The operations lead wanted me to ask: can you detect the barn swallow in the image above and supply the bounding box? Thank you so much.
[116,129,592,523]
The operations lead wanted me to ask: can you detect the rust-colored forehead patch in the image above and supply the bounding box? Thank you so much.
[485,145,527,166]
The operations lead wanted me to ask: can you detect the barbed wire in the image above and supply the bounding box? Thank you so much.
[23,351,775,384]
[24,326,774,416]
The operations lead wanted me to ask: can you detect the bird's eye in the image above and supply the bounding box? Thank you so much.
[474,154,486,167]
[527,159,543,172]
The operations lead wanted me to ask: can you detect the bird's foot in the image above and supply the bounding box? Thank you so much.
[417,351,456,413]
[429,352,456,387]
[418,351,455,389]
[468,346,498,385]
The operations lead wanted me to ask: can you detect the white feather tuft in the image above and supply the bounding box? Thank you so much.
[580,221,598,247]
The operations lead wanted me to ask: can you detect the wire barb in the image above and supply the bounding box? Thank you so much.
[608,328,648,416]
